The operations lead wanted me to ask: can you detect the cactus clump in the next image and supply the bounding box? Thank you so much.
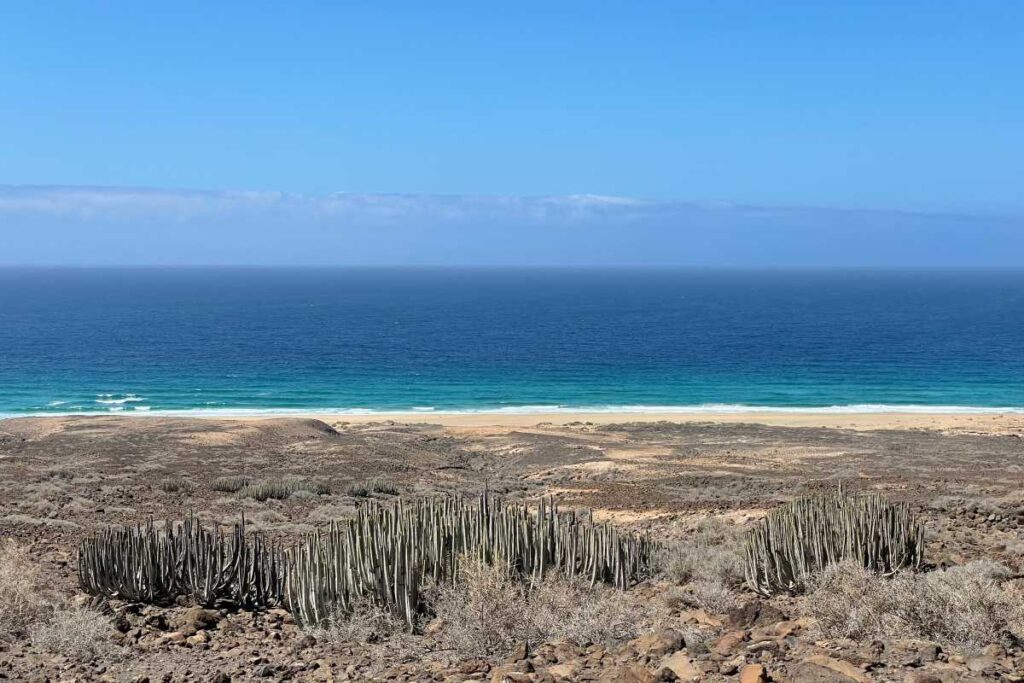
[158,478,195,494]
[78,517,286,608]
[211,476,251,492]
[238,479,329,501]
[76,495,655,631]
[743,490,924,596]
[287,494,656,631]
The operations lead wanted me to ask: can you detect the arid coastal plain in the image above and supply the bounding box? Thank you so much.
[2,412,1023,682]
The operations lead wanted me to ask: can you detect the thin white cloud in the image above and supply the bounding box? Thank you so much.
[0,185,1020,267]
[0,186,652,222]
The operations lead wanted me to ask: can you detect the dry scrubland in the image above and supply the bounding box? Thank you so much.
[1,414,1024,682]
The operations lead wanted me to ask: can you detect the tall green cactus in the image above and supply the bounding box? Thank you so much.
[743,490,924,596]
[286,494,657,631]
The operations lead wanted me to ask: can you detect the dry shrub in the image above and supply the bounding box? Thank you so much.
[430,560,651,657]
[689,578,742,614]
[312,597,425,678]
[0,539,51,641]
[313,596,407,644]
[29,608,115,660]
[659,517,744,615]
[660,517,744,586]
[808,560,1024,652]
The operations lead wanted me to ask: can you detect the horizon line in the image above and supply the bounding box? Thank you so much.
[2,264,1024,271]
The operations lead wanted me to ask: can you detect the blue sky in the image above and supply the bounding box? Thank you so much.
[1,2,1022,265]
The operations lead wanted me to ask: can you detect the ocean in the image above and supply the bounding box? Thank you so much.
[1,267,1022,416]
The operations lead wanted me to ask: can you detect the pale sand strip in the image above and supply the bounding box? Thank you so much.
[274,411,1024,434]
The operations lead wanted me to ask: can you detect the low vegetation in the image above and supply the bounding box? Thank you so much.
[807,560,1024,652]
[660,516,745,613]
[0,539,51,641]
[428,559,650,657]
[29,607,116,660]
[2,539,117,661]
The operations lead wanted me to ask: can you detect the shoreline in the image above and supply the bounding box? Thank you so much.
[3,407,1023,433]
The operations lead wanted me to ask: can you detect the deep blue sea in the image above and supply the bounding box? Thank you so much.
[1,268,1023,416]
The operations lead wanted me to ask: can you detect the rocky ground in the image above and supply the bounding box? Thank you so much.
[1,415,1023,682]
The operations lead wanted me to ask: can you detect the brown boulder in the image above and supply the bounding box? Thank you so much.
[740,663,768,683]
[154,631,187,647]
[598,665,657,683]
[750,618,809,643]
[490,665,532,683]
[506,641,530,663]
[629,628,685,657]
[660,651,701,682]
[544,662,579,680]
[679,608,723,627]
[170,607,221,636]
[788,656,869,683]
[903,673,943,683]
[709,630,748,657]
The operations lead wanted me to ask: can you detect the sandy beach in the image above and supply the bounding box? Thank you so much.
[260,409,1024,436]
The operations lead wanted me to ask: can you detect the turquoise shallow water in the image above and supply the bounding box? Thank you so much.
[1,268,1023,416]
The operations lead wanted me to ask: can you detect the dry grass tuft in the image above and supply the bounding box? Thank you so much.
[428,560,652,657]
[29,607,116,660]
[807,560,1024,653]
[0,539,52,641]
